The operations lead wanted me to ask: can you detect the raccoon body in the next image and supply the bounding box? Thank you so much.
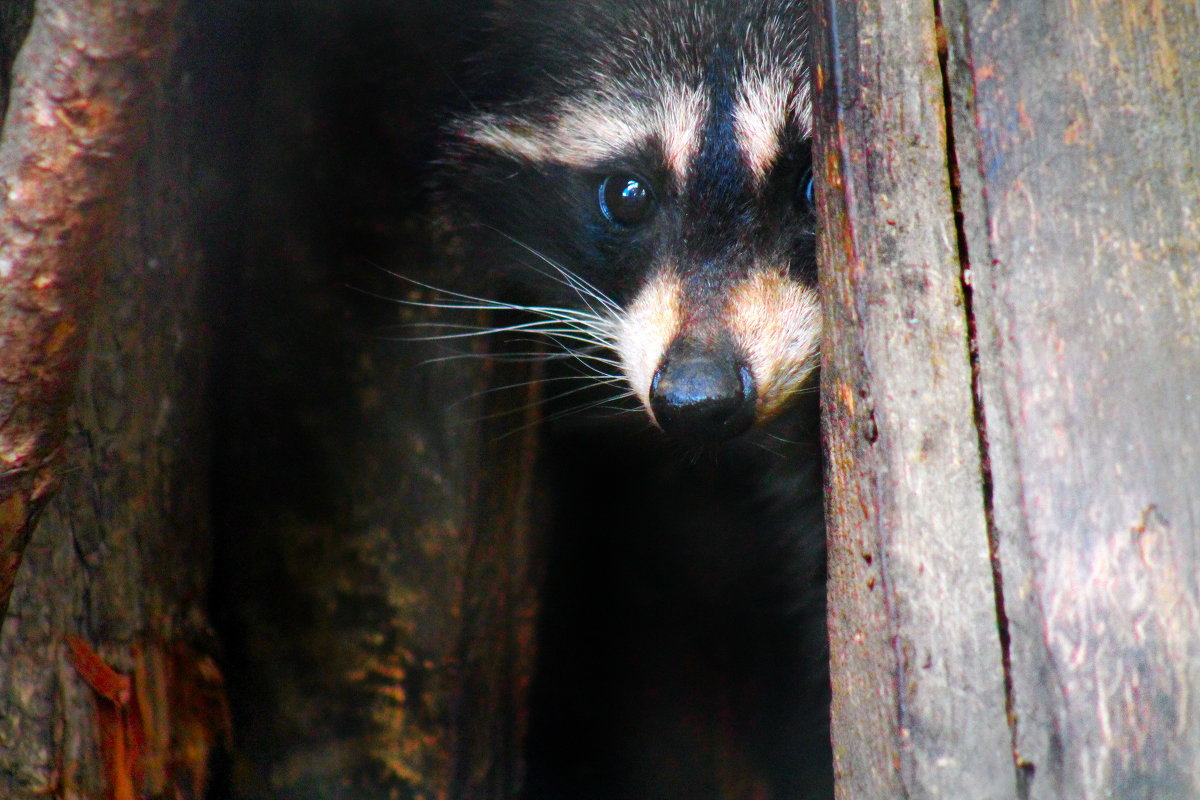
[437,1,829,797]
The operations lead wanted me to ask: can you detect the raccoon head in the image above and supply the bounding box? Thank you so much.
[443,0,818,442]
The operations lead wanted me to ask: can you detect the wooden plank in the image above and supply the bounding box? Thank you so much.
[813,0,1016,796]
[945,0,1200,796]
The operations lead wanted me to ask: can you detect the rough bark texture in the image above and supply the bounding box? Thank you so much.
[0,0,183,626]
[0,2,35,123]
[0,3,227,798]
[817,0,1200,797]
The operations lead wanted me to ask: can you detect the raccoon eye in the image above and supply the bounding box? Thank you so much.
[797,166,815,212]
[598,174,655,228]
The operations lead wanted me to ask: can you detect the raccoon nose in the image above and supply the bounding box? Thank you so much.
[649,347,757,441]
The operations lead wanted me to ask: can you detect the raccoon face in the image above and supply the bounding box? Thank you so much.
[445,0,819,442]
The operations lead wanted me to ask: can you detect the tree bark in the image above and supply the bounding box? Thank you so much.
[0,0,182,627]
[0,2,229,798]
[816,0,1200,797]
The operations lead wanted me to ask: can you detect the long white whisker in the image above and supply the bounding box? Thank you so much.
[491,389,639,441]
[403,309,604,328]
[367,266,638,432]
[506,254,616,322]
[551,347,623,376]
[409,321,617,346]
[402,319,611,343]
[498,350,623,376]
[372,268,613,325]
[457,374,625,405]
[395,296,606,323]
[483,227,622,315]
[518,390,638,430]
[499,341,621,368]
[417,350,591,365]
[467,377,628,424]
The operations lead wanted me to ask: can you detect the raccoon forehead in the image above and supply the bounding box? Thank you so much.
[463,83,708,179]
[732,14,814,181]
[463,72,809,185]
[735,71,813,182]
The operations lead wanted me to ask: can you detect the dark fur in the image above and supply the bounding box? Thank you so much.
[437,2,829,797]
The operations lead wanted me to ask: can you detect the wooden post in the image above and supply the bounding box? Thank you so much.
[816,0,1200,797]
[812,0,1014,796]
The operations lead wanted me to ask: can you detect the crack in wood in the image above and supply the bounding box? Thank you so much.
[930,2,1027,797]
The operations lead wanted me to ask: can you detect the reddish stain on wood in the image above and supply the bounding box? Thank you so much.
[66,636,139,800]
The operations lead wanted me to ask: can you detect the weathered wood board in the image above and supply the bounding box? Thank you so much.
[816,0,1200,797]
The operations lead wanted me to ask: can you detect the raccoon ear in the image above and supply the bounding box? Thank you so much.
[597,173,656,228]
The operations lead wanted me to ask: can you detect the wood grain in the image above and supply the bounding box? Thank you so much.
[818,0,1200,796]
[813,0,1014,796]
[947,0,1200,795]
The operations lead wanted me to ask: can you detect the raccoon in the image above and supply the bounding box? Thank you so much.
[435,1,828,797]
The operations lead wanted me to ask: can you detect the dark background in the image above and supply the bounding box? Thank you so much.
[191,2,493,796]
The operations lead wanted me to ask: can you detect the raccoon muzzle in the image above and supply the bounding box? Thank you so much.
[649,336,757,441]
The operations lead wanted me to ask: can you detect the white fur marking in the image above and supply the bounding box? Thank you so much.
[465,84,707,179]
[655,86,708,177]
[728,271,822,421]
[789,78,814,138]
[734,76,790,181]
[617,271,682,421]
[467,117,549,162]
